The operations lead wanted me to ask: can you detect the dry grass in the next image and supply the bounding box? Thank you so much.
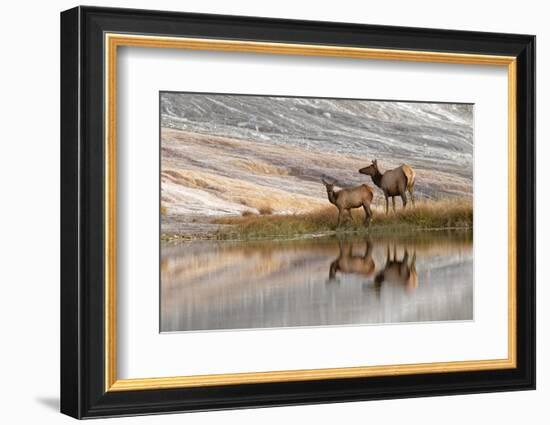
[214,198,472,240]
[240,205,273,218]
[258,205,274,215]
[371,198,472,228]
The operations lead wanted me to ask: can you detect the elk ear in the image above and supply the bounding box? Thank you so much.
[373,159,377,165]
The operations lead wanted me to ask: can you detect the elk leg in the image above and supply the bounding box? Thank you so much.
[373,276,383,295]
[392,196,396,213]
[338,239,344,254]
[401,193,408,209]
[400,250,410,276]
[364,237,373,260]
[367,204,373,225]
[409,188,416,207]
[337,208,343,227]
[363,204,372,226]
[342,241,352,257]
[329,261,339,280]
[384,195,389,214]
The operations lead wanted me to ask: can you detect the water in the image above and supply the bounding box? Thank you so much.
[160,232,473,332]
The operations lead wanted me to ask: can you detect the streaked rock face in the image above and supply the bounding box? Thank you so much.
[161,93,473,218]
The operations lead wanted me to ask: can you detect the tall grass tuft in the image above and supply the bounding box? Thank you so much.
[258,205,274,215]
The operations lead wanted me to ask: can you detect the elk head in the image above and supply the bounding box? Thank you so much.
[321,177,335,192]
[359,159,379,176]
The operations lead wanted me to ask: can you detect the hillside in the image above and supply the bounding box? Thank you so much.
[160,93,474,231]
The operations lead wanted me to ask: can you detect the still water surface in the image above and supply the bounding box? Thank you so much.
[161,232,473,332]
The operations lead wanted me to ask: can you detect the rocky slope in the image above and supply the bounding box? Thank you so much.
[160,93,473,221]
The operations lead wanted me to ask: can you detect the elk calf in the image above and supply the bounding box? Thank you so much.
[329,238,376,281]
[322,178,374,227]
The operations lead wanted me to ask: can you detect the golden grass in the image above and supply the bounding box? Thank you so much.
[258,205,274,215]
[239,205,274,218]
[214,198,472,240]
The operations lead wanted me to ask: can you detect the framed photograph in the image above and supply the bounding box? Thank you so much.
[60,6,535,419]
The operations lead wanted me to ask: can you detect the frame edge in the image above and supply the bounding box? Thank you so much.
[60,6,83,420]
[516,34,536,391]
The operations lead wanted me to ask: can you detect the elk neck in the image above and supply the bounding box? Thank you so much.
[327,188,338,205]
[370,170,383,188]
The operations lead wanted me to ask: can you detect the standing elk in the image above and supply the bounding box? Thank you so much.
[374,245,418,292]
[322,178,374,227]
[328,238,376,281]
[359,159,416,214]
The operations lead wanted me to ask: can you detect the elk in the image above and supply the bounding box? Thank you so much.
[374,245,418,292]
[329,238,376,281]
[359,160,416,214]
[322,178,374,227]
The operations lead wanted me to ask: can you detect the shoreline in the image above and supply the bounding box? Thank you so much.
[161,199,472,243]
[161,225,473,244]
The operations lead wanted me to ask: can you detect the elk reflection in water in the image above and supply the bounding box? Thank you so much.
[328,239,418,294]
[161,232,473,332]
[374,246,418,292]
[328,239,376,281]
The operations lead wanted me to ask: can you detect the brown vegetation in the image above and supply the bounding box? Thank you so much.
[214,198,472,240]
[258,205,274,215]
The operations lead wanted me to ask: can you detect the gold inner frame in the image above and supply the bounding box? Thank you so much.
[104,33,517,392]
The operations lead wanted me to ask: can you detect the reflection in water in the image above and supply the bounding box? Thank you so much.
[161,232,473,332]
[329,239,375,281]
[374,246,417,293]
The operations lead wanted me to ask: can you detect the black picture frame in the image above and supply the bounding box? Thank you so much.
[61,5,535,419]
